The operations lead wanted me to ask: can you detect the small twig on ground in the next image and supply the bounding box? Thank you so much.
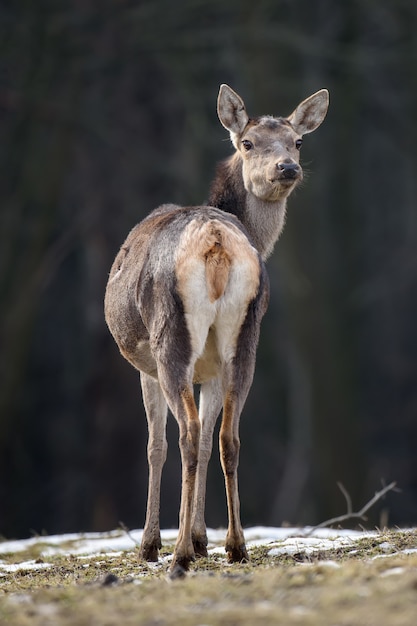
[304,481,398,536]
[337,481,352,515]
[119,521,141,548]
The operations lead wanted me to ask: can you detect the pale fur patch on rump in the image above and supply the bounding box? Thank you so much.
[176,218,259,305]
[175,217,260,369]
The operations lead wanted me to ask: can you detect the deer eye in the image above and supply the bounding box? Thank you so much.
[242,140,253,151]
[295,138,303,150]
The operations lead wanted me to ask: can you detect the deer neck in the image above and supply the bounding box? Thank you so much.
[243,194,287,260]
[209,154,288,260]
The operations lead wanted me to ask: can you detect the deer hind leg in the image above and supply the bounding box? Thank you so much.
[219,388,249,563]
[176,387,201,572]
[218,328,258,563]
[191,376,222,557]
[139,372,168,562]
[157,365,201,574]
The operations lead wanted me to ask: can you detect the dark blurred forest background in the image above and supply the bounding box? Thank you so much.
[1,0,417,540]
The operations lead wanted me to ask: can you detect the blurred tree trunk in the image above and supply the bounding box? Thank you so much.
[1,0,417,538]
[0,2,81,499]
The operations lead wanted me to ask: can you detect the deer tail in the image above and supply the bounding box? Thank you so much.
[204,227,232,302]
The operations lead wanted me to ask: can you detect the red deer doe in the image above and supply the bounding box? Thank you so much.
[104,84,328,576]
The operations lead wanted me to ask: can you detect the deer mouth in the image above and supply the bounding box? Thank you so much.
[260,174,301,201]
[246,171,300,202]
[278,176,298,185]
[269,175,299,188]
[272,166,303,188]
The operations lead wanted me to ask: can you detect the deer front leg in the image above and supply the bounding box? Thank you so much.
[140,372,168,562]
[191,377,222,557]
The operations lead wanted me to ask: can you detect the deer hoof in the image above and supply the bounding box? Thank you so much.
[226,544,249,563]
[139,543,160,562]
[169,551,195,577]
[168,562,188,580]
[193,539,208,558]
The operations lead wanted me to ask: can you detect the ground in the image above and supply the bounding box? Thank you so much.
[1,526,417,625]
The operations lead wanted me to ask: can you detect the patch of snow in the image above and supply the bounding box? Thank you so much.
[0,560,53,573]
[379,541,394,552]
[267,533,369,557]
[0,527,415,573]
[77,551,125,560]
[0,529,141,556]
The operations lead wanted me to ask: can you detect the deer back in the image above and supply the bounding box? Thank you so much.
[104,204,269,385]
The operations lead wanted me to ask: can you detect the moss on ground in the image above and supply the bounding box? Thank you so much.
[0,529,416,625]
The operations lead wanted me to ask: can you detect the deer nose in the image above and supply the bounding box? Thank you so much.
[277,160,300,179]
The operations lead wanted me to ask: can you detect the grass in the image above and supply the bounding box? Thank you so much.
[1,529,417,625]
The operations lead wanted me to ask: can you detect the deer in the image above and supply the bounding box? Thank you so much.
[104,84,328,576]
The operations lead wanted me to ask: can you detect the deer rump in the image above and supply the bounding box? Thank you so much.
[105,203,269,387]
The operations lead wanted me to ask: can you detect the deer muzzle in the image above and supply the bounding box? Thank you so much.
[276,160,301,180]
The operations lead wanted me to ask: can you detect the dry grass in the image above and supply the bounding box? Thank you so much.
[1,529,417,625]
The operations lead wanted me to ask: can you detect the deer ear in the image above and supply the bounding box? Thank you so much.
[217,84,249,137]
[287,89,329,135]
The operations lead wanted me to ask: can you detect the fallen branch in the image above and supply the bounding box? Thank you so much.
[304,481,398,536]
[119,521,141,548]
